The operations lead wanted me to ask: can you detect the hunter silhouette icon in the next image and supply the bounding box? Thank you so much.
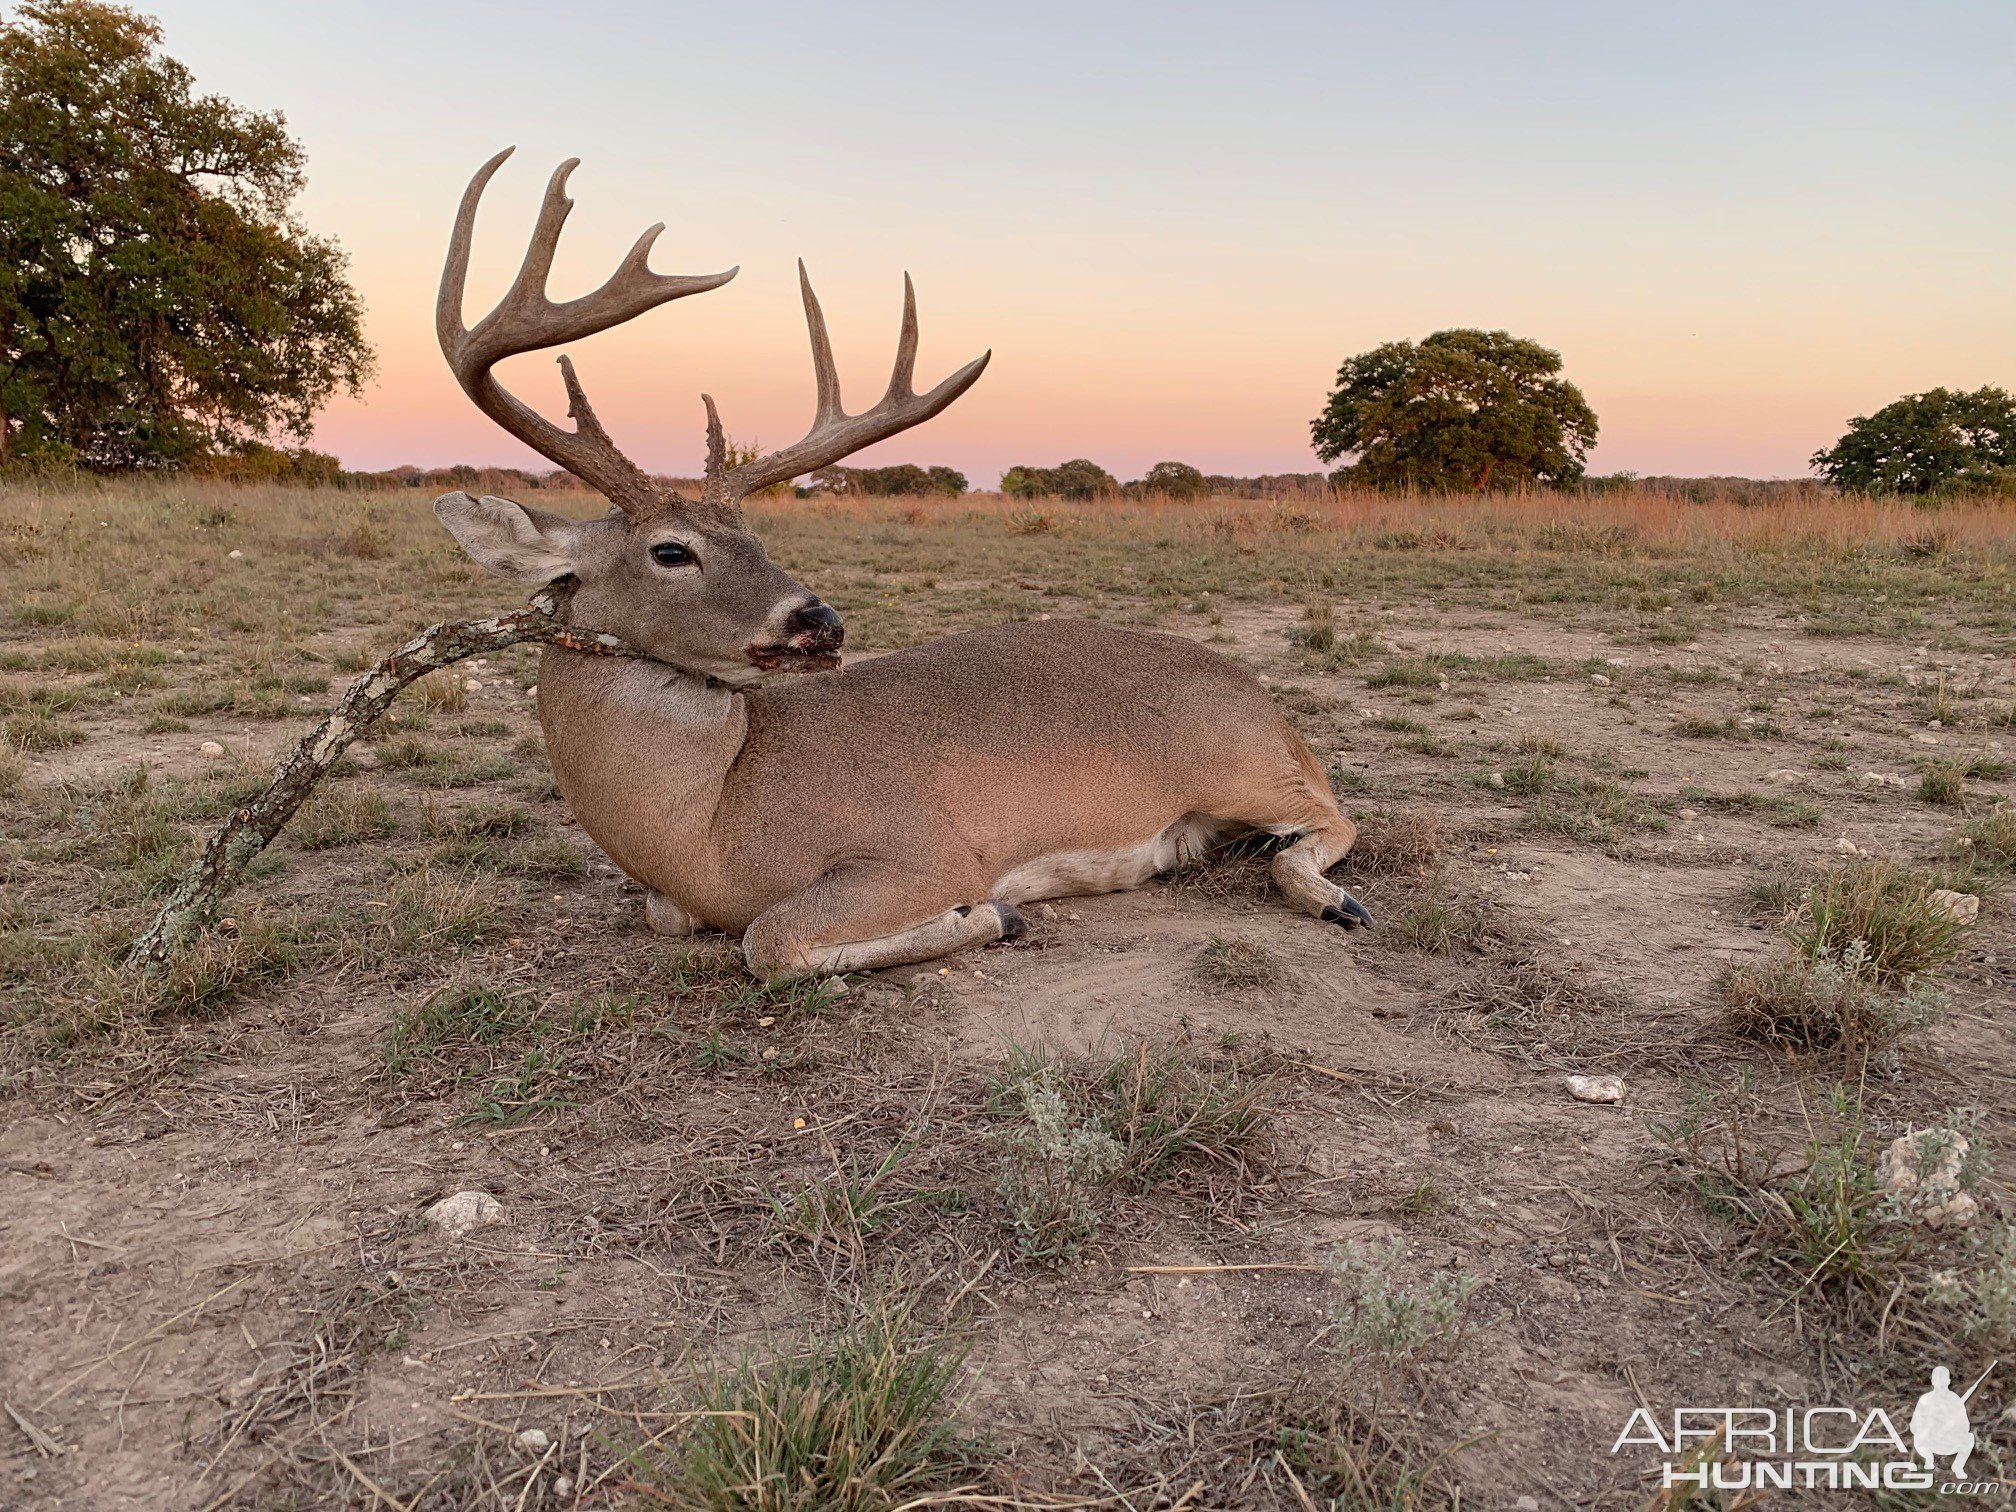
[1911,1363,1995,1476]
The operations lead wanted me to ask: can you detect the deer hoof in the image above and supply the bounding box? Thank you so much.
[1321,894,1374,930]
[991,902,1027,942]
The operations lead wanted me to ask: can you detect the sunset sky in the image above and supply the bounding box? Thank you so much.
[149,0,2013,484]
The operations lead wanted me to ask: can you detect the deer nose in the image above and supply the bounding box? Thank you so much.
[787,600,844,637]
[784,599,845,654]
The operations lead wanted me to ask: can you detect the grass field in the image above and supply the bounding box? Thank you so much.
[2,476,2014,1507]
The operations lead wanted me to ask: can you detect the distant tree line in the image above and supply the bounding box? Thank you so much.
[805,463,967,497]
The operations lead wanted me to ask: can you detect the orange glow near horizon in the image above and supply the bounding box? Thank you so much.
[132,1,2011,485]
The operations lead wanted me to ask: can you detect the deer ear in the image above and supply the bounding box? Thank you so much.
[434,492,584,583]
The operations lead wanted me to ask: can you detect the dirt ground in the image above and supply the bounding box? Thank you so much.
[2,482,2014,1509]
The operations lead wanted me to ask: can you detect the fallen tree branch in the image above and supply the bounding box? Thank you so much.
[128,584,645,971]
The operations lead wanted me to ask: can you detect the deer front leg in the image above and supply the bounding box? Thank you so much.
[644,891,697,938]
[741,863,1024,978]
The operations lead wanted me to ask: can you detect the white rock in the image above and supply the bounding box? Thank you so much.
[1357,706,1378,719]
[517,1428,551,1452]
[1605,657,1629,668]
[1834,836,1865,856]
[1513,1499,1541,1512]
[554,1477,575,1498]
[199,740,226,758]
[1927,890,1980,925]
[227,549,244,560]
[463,679,482,691]
[1857,771,1906,789]
[820,976,850,997]
[1882,1129,1978,1229]
[1911,732,1941,746]
[1763,769,1804,785]
[1678,807,1699,820]
[1488,772,1506,789]
[425,1190,505,1237]
[1565,1074,1625,1104]
[1589,673,1611,687]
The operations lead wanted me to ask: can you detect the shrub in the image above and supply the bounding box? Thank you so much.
[1328,1238,1480,1371]
[1717,942,1945,1054]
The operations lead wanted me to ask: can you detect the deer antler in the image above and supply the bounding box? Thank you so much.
[702,263,990,506]
[438,148,737,514]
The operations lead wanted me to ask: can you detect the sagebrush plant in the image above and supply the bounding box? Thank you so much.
[991,1060,1125,1264]
[631,1305,973,1512]
[1926,1223,2016,1350]
[987,1041,1272,1262]
[1327,1238,1480,1371]
[1716,939,1946,1055]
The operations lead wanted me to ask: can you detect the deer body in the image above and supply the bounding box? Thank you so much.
[434,149,1369,977]
[538,618,1359,973]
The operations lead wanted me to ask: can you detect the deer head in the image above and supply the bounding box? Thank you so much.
[432,149,989,686]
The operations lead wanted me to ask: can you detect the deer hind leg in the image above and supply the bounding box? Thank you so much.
[1269,818,1374,930]
[741,862,1024,979]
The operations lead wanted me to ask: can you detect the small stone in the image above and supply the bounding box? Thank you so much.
[821,976,850,997]
[463,679,482,691]
[1604,657,1628,668]
[1677,807,1699,820]
[554,1478,575,1498]
[1927,890,1980,925]
[527,684,538,698]
[517,1427,551,1452]
[1589,673,1611,687]
[1488,771,1506,789]
[1565,1074,1625,1104]
[1882,1128,1978,1229]
[199,740,226,758]
[1763,768,1803,785]
[1514,1498,1541,1512]
[425,1190,505,1237]
[1834,836,1865,856]
[1911,732,1941,745]
[227,549,244,560]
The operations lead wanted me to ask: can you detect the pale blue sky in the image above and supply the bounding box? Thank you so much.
[137,0,2016,479]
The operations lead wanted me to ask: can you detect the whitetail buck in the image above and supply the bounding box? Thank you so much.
[434,150,1371,976]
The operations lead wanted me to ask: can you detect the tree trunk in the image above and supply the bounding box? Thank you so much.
[127,585,643,971]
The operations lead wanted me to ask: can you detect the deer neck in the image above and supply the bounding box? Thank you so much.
[533,646,747,884]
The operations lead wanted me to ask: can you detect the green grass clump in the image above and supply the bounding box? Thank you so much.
[1918,760,1967,807]
[1783,859,1967,985]
[632,1308,972,1512]
[380,983,538,1075]
[292,787,395,850]
[1961,805,2016,870]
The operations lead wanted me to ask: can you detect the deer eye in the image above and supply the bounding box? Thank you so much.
[650,541,695,568]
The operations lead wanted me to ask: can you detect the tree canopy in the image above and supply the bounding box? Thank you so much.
[0,0,372,468]
[1001,459,1117,500]
[1141,460,1207,499]
[1810,387,2016,496]
[1310,329,1597,492]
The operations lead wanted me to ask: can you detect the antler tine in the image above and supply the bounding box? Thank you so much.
[704,269,989,505]
[799,261,845,429]
[437,149,738,511]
